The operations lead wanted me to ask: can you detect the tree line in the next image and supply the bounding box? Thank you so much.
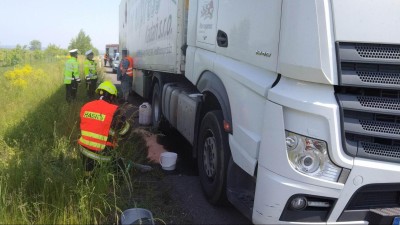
[0,30,99,67]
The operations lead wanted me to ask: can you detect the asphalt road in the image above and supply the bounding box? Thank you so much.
[104,67,252,224]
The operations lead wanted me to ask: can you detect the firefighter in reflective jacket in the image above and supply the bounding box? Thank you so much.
[84,49,98,99]
[78,81,131,175]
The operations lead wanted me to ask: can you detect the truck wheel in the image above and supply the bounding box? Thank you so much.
[197,110,230,205]
[151,82,165,131]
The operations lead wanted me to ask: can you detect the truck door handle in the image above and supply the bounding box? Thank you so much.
[217,30,228,48]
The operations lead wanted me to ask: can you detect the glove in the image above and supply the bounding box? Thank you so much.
[119,121,131,136]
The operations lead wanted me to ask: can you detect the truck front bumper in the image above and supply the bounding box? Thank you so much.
[253,158,400,225]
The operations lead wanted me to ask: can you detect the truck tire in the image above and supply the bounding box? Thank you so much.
[151,82,167,131]
[197,110,230,205]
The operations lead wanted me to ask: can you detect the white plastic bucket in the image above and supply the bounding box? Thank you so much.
[159,152,178,171]
[139,102,152,126]
[121,208,154,225]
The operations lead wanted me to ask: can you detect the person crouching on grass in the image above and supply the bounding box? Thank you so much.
[77,81,131,177]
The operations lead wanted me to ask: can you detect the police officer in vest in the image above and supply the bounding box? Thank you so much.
[84,49,98,99]
[64,49,81,102]
[78,81,131,176]
[119,48,134,102]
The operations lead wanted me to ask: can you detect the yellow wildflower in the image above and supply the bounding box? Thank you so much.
[11,78,28,89]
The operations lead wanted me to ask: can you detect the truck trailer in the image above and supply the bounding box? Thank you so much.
[105,43,119,60]
[119,0,400,224]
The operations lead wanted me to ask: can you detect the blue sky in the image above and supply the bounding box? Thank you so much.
[0,0,120,50]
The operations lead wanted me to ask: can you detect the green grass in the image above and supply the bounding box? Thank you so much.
[0,59,191,224]
[0,59,131,224]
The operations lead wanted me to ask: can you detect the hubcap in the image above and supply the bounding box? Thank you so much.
[203,130,217,180]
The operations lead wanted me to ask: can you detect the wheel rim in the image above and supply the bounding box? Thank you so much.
[203,129,217,180]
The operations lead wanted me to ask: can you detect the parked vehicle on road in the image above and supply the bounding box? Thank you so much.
[112,53,120,73]
[105,44,119,67]
[120,0,400,224]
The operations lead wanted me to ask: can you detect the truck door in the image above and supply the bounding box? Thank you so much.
[211,0,282,176]
[196,0,218,52]
[216,0,282,72]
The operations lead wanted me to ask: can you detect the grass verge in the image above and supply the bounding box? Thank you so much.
[0,60,191,224]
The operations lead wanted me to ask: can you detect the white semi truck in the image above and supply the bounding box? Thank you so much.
[119,0,400,224]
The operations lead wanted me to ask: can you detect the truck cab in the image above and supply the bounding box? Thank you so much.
[120,0,400,224]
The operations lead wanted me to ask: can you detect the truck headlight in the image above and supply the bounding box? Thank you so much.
[285,131,342,182]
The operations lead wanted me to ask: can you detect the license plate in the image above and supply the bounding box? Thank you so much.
[393,217,400,225]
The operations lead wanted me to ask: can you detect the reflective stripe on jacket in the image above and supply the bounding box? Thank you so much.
[64,57,79,84]
[84,59,98,79]
[78,100,118,151]
[79,146,112,162]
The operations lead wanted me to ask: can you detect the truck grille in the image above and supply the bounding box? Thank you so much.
[338,184,400,223]
[335,42,400,163]
[357,71,400,85]
[354,43,400,60]
[346,184,400,210]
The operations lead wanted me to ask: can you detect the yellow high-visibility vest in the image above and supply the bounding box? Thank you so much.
[64,57,79,84]
[84,59,98,79]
